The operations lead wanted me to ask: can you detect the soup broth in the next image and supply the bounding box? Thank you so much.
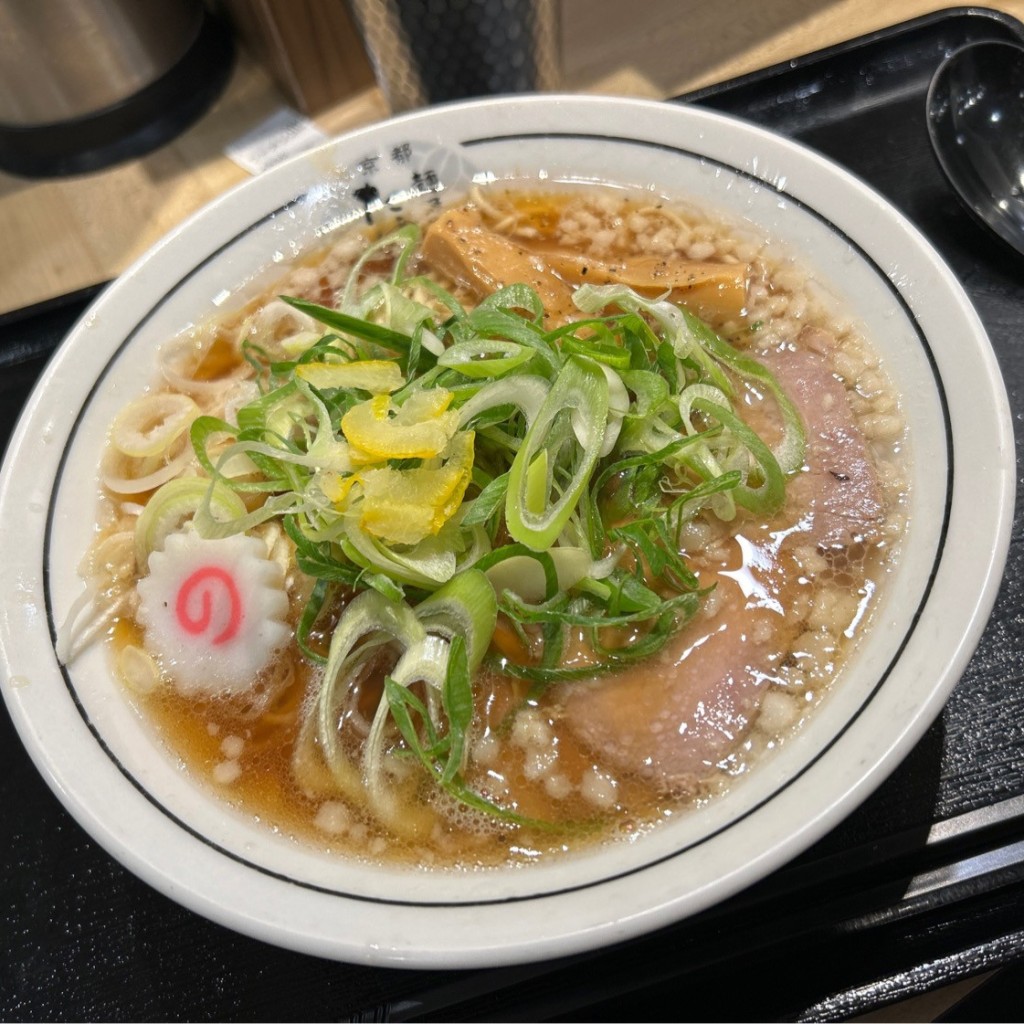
[71,185,907,868]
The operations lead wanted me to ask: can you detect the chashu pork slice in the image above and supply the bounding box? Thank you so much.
[560,333,886,787]
[757,342,885,550]
[559,549,803,790]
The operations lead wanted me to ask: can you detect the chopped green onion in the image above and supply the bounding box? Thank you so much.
[415,569,497,670]
[506,356,609,550]
[134,476,246,570]
[171,225,808,833]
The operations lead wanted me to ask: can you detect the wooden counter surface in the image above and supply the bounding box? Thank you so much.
[6,1,1024,316]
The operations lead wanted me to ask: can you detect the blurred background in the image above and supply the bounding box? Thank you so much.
[5,0,1023,320]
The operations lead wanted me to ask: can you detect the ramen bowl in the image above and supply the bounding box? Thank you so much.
[0,95,1013,967]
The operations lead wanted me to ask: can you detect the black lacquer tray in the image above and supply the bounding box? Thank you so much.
[3,8,1024,1021]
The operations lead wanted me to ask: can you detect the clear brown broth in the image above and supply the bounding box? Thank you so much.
[99,186,904,867]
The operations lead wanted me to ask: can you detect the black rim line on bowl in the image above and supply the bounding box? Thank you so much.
[39,127,953,911]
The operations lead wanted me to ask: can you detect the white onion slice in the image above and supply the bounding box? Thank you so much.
[110,392,199,458]
[101,444,193,495]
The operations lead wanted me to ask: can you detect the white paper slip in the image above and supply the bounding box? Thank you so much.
[225,108,329,176]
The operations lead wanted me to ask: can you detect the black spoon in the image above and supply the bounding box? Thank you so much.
[926,39,1024,257]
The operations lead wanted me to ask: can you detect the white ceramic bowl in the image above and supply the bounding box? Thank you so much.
[0,95,1014,967]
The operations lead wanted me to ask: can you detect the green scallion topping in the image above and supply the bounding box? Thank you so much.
[189,224,805,831]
